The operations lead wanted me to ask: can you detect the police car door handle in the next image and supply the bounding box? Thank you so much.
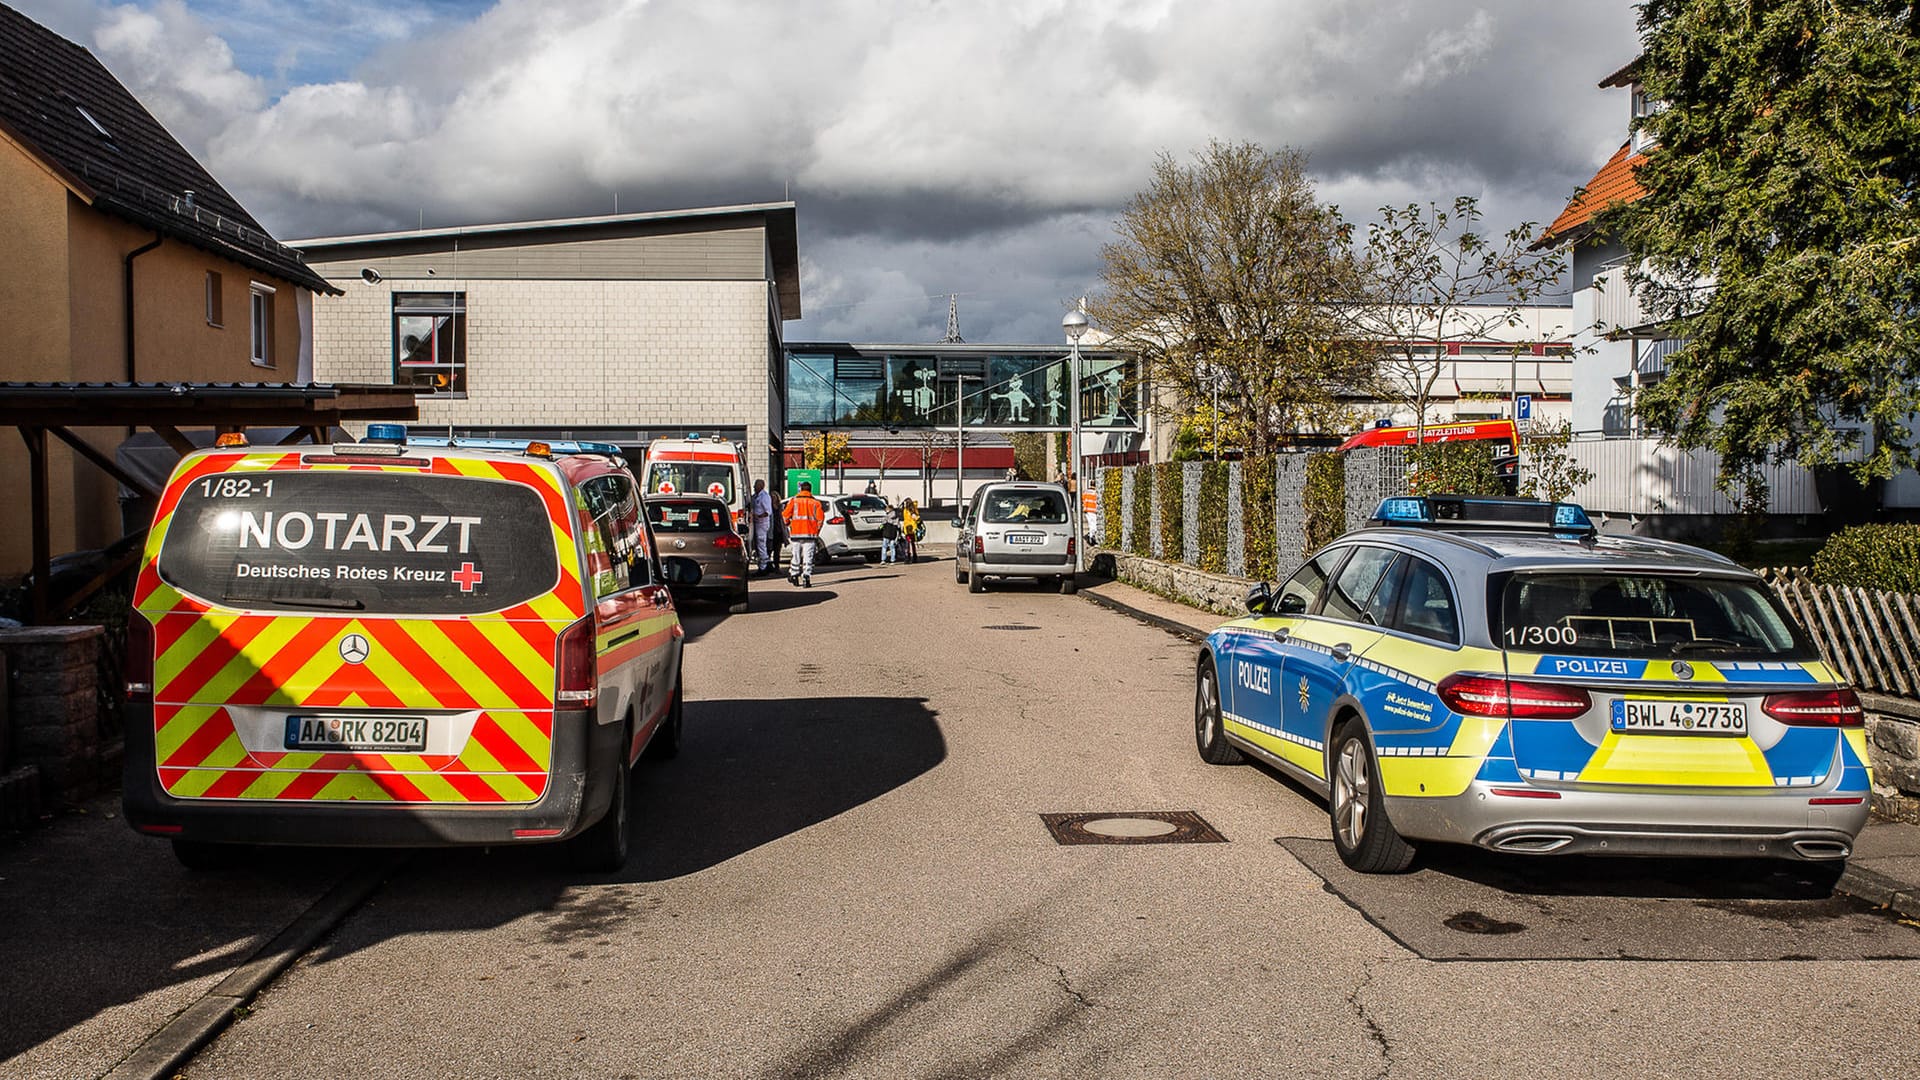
[1331,642,1353,661]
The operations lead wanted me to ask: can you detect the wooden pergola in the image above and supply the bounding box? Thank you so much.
[1,382,421,623]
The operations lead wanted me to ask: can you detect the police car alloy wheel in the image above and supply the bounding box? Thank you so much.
[1194,658,1245,765]
[1329,723,1416,874]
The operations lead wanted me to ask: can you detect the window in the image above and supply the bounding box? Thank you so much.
[1631,86,1664,154]
[1277,548,1346,614]
[982,489,1067,524]
[580,474,647,597]
[1391,558,1459,644]
[393,293,467,396]
[205,272,223,327]
[1497,573,1809,659]
[1324,546,1398,623]
[249,284,274,367]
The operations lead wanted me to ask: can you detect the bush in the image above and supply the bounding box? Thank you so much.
[1812,525,1920,593]
[1197,462,1230,573]
[1129,466,1152,556]
[1304,452,1345,552]
[1242,457,1278,582]
[1101,468,1123,548]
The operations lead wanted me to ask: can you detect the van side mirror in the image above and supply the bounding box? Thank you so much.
[951,518,964,529]
[1277,593,1307,615]
[1244,582,1271,616]
[660,555,702,587]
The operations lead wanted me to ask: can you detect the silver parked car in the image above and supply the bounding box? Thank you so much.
[955,481,1077,594]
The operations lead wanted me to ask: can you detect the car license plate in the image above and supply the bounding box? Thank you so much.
[1006,533,1045,545]
[1610,699,1747,735]
[285,716,427,752]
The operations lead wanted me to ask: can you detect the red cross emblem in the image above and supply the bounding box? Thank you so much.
[452,562,484,593]
[707,481,726,497]
[658,481,676,494]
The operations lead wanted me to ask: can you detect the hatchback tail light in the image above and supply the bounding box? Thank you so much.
[125,613,154,702]
[554,615,598,709]
[1763,688,1863,727]
[1437,674,1590,719]
[713,531,742,549]
[827,515,847,526]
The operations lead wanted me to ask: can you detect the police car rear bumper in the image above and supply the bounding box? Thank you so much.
[121,705,624,847]
[1385,782,1870,861]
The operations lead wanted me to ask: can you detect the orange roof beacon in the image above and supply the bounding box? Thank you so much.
[122,425,700,872]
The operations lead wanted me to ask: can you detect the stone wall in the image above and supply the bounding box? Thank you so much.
[1108,552,1254,618]
[1862,695,1920,822]
[0,625,106,820]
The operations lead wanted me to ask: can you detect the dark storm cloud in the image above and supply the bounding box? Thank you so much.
[17,0,1642,341]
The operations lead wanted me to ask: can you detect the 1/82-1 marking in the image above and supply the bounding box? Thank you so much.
[199,476,273,499]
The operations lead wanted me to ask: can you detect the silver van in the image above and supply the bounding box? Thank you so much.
[955,481,1077,594]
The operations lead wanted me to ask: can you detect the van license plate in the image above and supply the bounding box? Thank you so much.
[285,716,427,752]
[1007,533,1045,545]
[1610,700,1747,735]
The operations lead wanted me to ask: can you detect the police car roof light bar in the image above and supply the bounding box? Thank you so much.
[1370,496,1594,535]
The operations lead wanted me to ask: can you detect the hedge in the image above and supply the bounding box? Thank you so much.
[1129,465,1153,555]
[1241,456,1278,582]
[1101,467,1124,548]
[1304,452,1345,553]
[1812,524,1920,593]
[1154,461,1184,561]
[1196,462,1229,573]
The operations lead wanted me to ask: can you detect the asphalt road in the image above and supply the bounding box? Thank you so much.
[139,553,1920,1077]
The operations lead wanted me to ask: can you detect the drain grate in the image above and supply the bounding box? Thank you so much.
[1042,810,1227,846]
[982,624,1041,631]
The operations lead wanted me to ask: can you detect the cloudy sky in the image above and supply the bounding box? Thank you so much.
[19,0,1641,343]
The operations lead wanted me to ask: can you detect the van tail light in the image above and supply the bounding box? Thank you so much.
[555,616,598,709]
[973,535,984,556]
[1763,688,1863,727]
[125,613,154,703]
[713,531,742,549]
[1068,536,1076,559]
[1438,674,1590,720]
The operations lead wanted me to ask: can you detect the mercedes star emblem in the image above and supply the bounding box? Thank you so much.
[339,633,371,665]
[1672,660,1694,680]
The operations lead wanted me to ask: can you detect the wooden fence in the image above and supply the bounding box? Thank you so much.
[1759,568,1920,699]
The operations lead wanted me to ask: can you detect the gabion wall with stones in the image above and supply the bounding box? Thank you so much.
[1182,462,1202,565]
[1226,461,1245,577]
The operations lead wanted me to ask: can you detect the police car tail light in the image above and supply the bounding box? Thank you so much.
[1438,674,1589,719]
[1763,688,1863,727]
[554,616,599,709]
[124,614,154,702]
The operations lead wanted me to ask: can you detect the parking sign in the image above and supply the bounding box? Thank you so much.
[1517,394,1533,421]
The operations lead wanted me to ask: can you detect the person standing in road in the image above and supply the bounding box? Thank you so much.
[782,480,826,587]
[880,502,901,564]
[749,478,775,575]
[900,498,920,564]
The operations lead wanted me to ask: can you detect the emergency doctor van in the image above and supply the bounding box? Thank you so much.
[641,435,752,533]
[123,426,698,872]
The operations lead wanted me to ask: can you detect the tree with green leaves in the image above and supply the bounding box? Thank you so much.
[1090,141,1378,456]
[1607,1,1920,501]
[1347,197,1567,446]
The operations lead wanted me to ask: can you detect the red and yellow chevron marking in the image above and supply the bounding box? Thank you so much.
[136,447,592,804]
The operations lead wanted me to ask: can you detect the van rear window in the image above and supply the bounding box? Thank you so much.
[156,472,561,615]
[983,490,1068,525]
[1497,573,1811,659]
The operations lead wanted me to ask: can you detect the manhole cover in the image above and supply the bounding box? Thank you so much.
[983,624,1041,631]
[1042,811,1227,846]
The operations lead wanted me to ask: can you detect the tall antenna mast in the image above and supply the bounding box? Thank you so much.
[943,294,964,344]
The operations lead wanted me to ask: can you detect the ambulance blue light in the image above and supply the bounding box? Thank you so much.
[365,423,407,443]
[1375,497,1431,524]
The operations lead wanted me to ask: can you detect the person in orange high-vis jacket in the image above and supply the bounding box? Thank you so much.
[782,480,826,587]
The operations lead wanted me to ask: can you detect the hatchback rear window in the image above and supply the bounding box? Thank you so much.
[983,490,1068,524]
[646,499,729,533]
[840,496,888,513]
[1497,573,1811,659]
[157,471,560,615]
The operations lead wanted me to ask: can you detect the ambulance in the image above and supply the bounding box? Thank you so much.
[641,435,753,534]
[122,425,699,872]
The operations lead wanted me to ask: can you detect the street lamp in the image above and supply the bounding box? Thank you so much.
[1063,308,1088,571]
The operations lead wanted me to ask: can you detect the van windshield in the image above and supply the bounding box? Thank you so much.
[1497,572,1812,660]
[156,472,561,615]
[646,462,735,503]
[983,490,1068,525]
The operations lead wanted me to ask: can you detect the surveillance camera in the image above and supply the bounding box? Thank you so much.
[360,268,382,284]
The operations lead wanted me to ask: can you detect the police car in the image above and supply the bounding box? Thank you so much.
[1196,495,1870,875]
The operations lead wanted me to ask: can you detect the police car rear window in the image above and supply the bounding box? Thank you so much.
[156,472,560,615]
[1497,572,1810,659]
